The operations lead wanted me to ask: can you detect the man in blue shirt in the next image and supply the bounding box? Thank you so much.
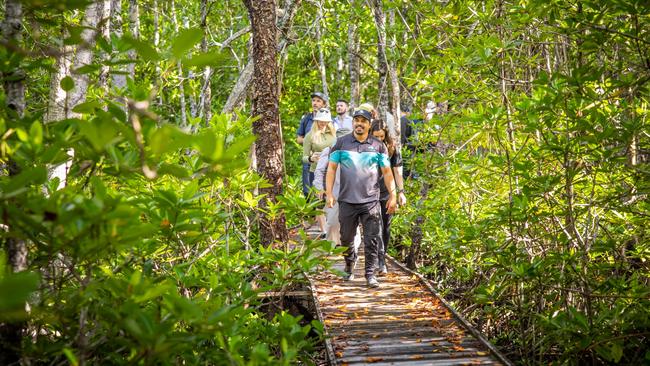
[325,109,397,288]
[297,92,328,197]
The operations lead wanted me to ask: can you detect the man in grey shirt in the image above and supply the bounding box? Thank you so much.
[325,109,397,288]
[333,99,353,131]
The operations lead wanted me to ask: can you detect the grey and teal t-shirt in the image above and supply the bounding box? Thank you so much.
[329,134,390,204]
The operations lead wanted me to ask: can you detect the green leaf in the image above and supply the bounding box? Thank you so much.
[183,180,199,201]
[223,135,255,160]
[78,116,121,151]
[60,76,75,91]
[182,50,230,68]
[106,101,127,123]
[171,28,204,59]
[158,163,190,178]
[73,64,101,75]
[72,100,103,114]
[148,124,191,156]
[15,128,28,142]
[1,166,47,198]
[62,348,79,366]
[29,121,43,146]
[97,36,112,54]
[123,35,160,61]
[0,271,40,321]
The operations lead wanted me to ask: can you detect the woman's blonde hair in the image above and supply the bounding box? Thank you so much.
[311,121,336,144]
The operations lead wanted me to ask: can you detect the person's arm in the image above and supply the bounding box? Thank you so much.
[381,165,397,214]
[391,150,407,206]
[302,133,313,164]
[325,161,338,208]
[378,148,397,214]
[296,115,306,144]
[393,166,407,206]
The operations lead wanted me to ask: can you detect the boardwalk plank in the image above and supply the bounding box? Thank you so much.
[309,246,511,366]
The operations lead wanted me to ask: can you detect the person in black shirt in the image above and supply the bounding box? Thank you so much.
[371,120,407,276]
[399,106,413,148]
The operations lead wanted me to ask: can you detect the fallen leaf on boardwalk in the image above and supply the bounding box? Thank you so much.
[431,341,439,346]
[453,345,465,351]
[416,339,422,343]
[372,334,381,338]
[475,351,489,356]
[410,355,425,360]
[432,349,440,353]
[335,351,343,358]
[365,357,384,363]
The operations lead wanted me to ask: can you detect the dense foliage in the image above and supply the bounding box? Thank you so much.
[1,0,648,365]
[0,1,335,364]
[387,1,650,364]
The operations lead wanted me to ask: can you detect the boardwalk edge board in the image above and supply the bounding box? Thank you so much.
[386,254,514,366]
[305,272,339,366]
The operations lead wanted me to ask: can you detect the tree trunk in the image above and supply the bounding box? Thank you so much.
[98,0,111,92]
[222,59,254,114]
[184,16,198,119]
[45,45,72,122]
[388,10,401,143]
[153,0,162,106]
[222,0,301,114]
[242,0,288,246]
[171,0,187,126]
[372,0,389,122]
[110,0,127,90]
[68,1,102,117]
[315,0,328,95]
[347,0,360,110]
[127,0,139,79]
[0,1,27,363]
[1,2,24,117]
[200,0,212,124]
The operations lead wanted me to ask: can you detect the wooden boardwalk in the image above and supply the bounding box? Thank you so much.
[307,244,511,366]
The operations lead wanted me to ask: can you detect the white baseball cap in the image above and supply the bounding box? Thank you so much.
[313,108,332,122]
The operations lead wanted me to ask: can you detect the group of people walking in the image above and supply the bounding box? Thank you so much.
[297,91,408,288]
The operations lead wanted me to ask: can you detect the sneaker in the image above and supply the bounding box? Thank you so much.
[377,264,388,277]
[367,276,379,288]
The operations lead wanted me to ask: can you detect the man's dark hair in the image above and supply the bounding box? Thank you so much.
[336,99,348,105]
